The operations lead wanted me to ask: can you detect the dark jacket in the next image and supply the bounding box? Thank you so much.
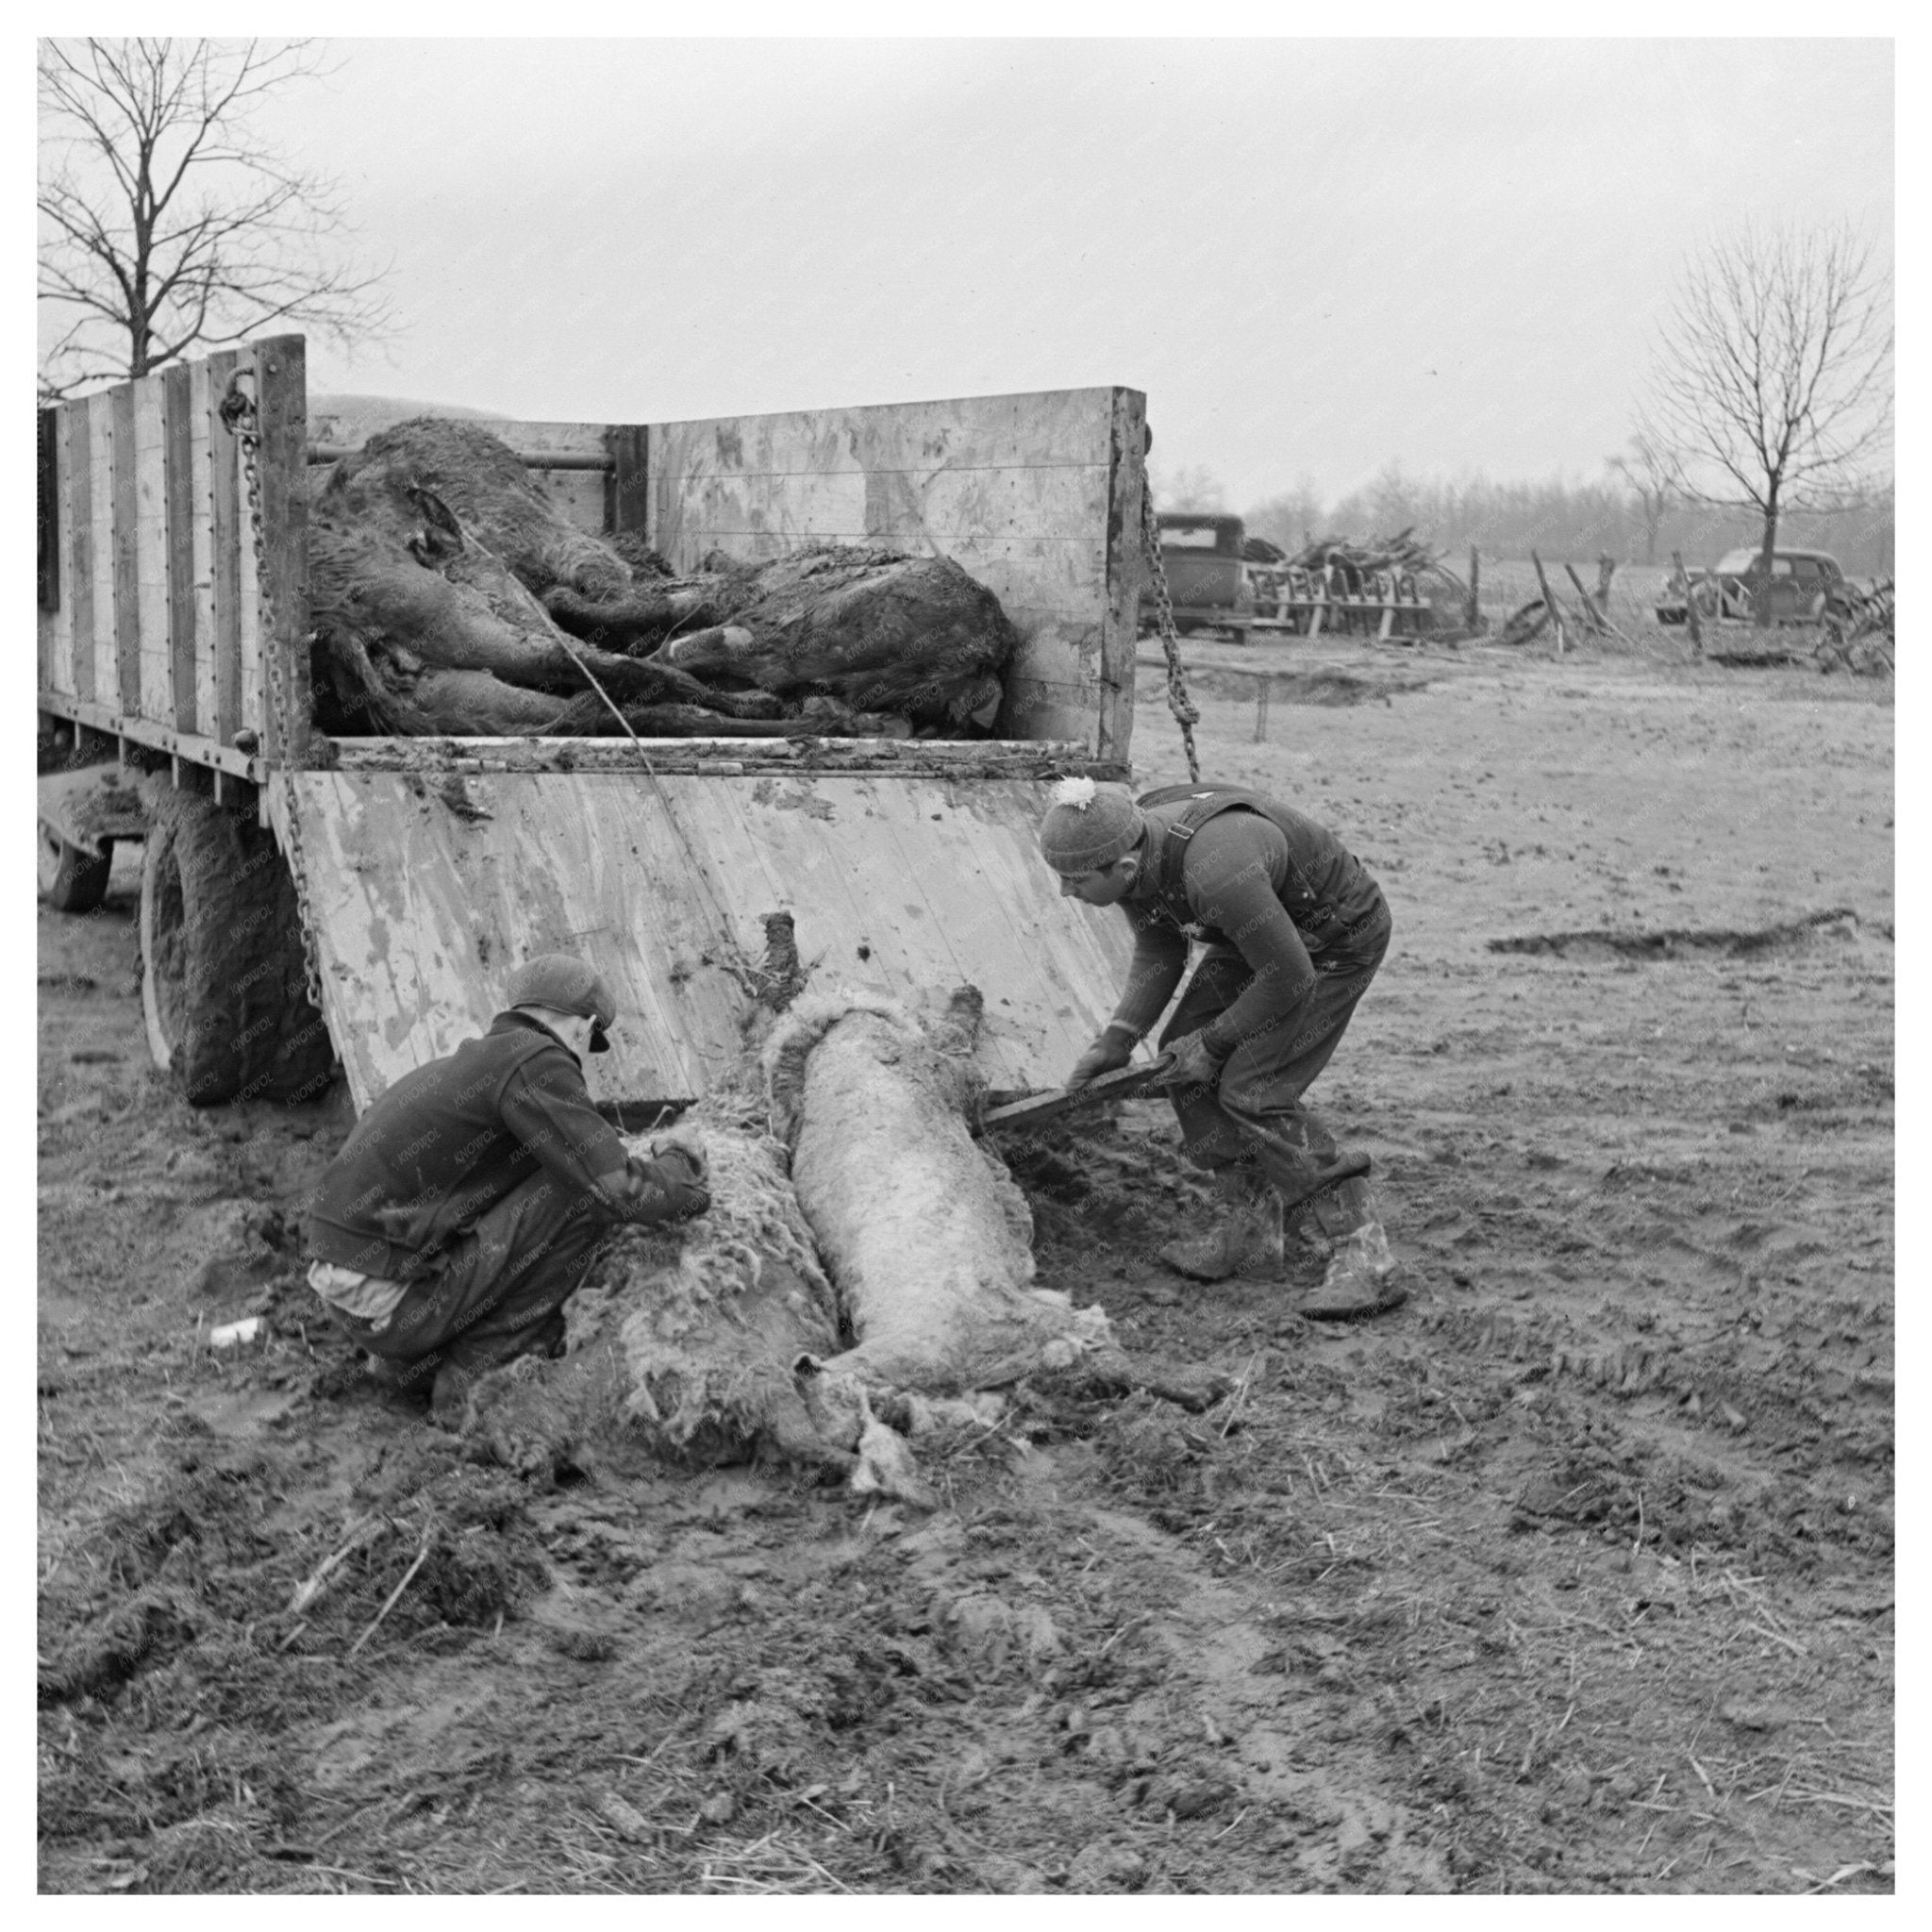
[1108,785,1390,1055]
[306,1011,706,1278]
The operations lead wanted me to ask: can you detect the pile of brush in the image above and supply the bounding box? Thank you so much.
[1288,525,1444,578]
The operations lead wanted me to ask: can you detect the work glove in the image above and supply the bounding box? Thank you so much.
[1067,1024,1136,1089]
[647,1125,708,1185]
[1156,1027,1223,1093]
[625,1149,710,1223]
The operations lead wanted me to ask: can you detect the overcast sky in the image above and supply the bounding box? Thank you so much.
[246,36,1893,509]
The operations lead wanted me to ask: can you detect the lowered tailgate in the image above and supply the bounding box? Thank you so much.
[273,770,1131,1111]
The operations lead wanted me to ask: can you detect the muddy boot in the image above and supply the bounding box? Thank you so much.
[1159,1168,1283,1282]
[1300,1174,1406,1320]
[1302,1225,1406,1319]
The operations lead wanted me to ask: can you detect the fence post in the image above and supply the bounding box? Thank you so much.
[1532,550,1566,656]
[1465,546,1480,632]
[1674,550,1702,656]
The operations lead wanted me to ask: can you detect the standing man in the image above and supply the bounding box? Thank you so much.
[1041,777,1402,1318]
[305,953,711,1420]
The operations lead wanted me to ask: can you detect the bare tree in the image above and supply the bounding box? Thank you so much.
[1244,475,1328,554]
[38,37,391,401]
[1152,464,1227,513]
[1606,430,1682,565]
[1644,222,1890,625]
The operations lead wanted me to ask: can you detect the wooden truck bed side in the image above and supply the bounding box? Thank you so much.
[37,339,309,793]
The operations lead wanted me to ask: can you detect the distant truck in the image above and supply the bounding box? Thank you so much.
[36,334,1150,1114]
[1139,512,1433,643]
[1141,511,1256,641]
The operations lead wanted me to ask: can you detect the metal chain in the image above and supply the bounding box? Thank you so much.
[222,370,326,1012]
[1140,487,1201,784]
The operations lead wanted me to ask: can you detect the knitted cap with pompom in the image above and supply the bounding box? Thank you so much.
[1039,777,1145,874]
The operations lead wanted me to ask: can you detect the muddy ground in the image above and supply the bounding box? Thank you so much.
[37,634,1892,1894]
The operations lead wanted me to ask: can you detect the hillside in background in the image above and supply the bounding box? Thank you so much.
[309,392,507,431]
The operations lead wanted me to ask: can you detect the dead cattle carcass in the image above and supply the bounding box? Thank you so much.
[307,419,1020,740]
[649,547,1017,733]
[306,423,776,739]
[459,988,1133,1503]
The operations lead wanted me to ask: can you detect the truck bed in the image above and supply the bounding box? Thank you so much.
[39,336,1152,1105]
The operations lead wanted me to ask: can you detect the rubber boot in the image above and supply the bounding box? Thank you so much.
[1300,1175,1407,1320]
[1159,1167,1284,1282]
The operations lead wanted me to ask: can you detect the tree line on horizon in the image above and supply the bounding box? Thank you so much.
[1156,459,1894,581]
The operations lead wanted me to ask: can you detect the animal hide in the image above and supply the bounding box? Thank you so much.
[307,421,1017,739]
[460,988,1126,1500]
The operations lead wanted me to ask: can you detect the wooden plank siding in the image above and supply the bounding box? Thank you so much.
[205,350,244,749]
[255,336,309,765]
[640,389,1145,758]
[163,365,198,736]
[608,425,648,536]
[132,375,173,723]
[188,358,221,739]
[276,770,1132,1111]
[63,406,95,703]
[42,412,75,697]
[109,385,141,715]
[88,394,118,708]
[1100,390,1151,761]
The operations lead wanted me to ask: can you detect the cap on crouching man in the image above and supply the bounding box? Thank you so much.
[1038,776,1146,874]
[505,952,617,1052]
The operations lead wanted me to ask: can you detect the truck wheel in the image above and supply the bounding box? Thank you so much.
[38,824,112,914]
[140,789,337,1107]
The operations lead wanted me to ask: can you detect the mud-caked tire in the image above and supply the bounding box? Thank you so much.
[140,789,337,1107]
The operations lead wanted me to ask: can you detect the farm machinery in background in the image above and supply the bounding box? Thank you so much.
[1141,511,1472,644]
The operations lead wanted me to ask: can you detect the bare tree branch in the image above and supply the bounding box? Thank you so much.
[1641,222,1891,623]
[1607,429,1683,566]
[37,35,394,396]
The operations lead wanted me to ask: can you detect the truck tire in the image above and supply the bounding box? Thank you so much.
[38,824,112,914]
[140,790,337,1107]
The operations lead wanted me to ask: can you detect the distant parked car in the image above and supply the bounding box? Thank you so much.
[1656,547,1847,626]
[1141,512,1256,641]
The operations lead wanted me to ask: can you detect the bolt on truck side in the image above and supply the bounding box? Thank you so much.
[36,335,1152,1114]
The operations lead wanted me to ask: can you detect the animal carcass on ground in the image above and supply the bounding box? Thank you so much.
[459,983,1162,1503]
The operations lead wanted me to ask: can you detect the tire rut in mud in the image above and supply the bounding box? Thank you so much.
[1487,908,1868,961]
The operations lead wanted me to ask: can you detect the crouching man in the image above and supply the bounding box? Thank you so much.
[304,953,711,1419]
[1041,777,1402,1319]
